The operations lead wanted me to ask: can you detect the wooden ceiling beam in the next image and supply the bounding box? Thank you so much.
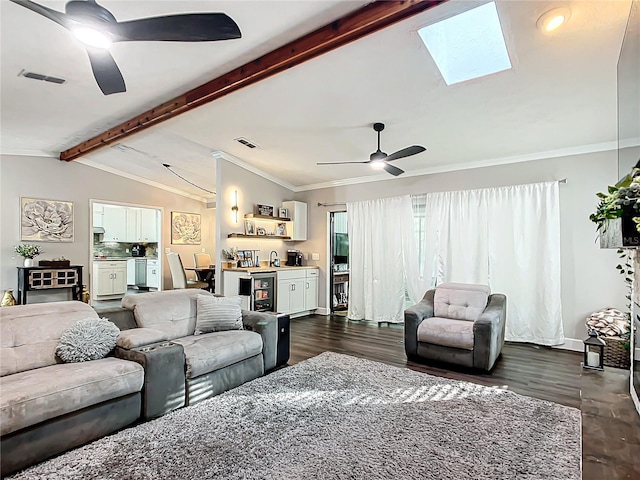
[60,0,447,161]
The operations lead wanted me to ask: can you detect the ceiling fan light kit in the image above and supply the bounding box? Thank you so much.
[316,122,426,177]
[10,0,242,95]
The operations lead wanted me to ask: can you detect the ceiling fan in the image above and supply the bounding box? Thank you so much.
[317,123,426,177]
[10,0,241,95]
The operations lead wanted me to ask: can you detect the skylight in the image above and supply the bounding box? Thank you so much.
[418,1,511,85]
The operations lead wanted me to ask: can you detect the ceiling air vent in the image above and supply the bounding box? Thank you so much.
[234,137,260,149]
[19,69,65,85]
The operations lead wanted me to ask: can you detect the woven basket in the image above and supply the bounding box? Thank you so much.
[603,336,631,369]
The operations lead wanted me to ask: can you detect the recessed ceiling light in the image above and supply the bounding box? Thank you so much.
[537,7,571,32]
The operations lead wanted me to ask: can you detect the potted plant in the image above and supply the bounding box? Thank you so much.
[589,174,640,247]
[15,244,44,267]
[221,247,238,268]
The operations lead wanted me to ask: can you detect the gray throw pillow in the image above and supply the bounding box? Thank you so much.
[56,317,120,363]
[195,295,243,335]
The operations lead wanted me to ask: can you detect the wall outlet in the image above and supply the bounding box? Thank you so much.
[125,248,129,253]
[312,253,320,261]
[202,248,206,253]
[165,248,171,254]
[303,252,309,260]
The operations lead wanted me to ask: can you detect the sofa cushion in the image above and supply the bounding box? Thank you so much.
[433,283,490,321]
[195,295,243,334]
[0,357,143,436]
[417,316,475,350]
[1,301,99,376]
[56,317,120,362]
[122,289,213,340]
[173,331,262,378]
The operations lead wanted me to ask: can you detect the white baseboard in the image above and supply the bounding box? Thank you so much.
[551,337,583,352]
[315,307,330,316]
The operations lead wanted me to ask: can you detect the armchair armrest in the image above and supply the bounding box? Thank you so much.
[242,310,278,371]
[404,289,435,357]
[116,328,169,349]
[115,340,186,420]
[473,293,507,371]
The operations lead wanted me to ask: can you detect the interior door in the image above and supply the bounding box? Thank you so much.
[329,211,349,314]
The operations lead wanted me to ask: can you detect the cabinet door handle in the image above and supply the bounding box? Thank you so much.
[306,282,309,289]
[291,284,295,291]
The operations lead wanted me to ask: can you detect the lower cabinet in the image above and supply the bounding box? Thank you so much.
[93,261,127,300]
[277,268,318,316]
[146,260,159,289]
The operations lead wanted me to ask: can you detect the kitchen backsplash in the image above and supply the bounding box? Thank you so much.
[93,239,158,258]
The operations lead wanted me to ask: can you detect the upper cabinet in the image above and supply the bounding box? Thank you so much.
[282,201,307,241]
[102,205,128,242]
[98,205,158,243]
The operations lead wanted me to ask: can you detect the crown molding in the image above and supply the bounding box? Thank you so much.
[295,140,621,192]
[75,158,211,204]
[0,148,57,157]
[211,150,297,192]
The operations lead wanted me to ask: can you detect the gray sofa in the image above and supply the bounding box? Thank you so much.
[111,289,280,419]
[0,301,144,476]
[404,283,507,372]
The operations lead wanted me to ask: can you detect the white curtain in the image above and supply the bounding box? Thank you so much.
[412,181,563,345]
[347,196,414,323]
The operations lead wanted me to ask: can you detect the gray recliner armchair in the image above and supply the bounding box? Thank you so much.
[404,283,506,372]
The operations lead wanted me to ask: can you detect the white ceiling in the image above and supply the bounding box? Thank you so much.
[1,0,635,201]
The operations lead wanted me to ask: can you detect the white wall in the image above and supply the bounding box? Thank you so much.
[215,158,296,290]
[0,154,215,302]
[294,149,626,345]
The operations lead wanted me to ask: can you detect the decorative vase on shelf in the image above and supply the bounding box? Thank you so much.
[1,290,16,307]
[23,258,36,267]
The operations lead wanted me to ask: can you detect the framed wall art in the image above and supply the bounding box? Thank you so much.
[20,197,74,242]
[171,211,201,245]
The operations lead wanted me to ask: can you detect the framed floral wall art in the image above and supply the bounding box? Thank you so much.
[21,197,74,242]
[171,211,201,245]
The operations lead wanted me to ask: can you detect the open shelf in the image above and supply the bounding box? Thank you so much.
[228,233,291,240]
[244,214,291,221]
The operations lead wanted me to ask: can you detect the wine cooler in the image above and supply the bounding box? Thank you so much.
[239,272,276,312]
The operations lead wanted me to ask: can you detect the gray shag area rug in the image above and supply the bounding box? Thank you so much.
[9,352,581,480]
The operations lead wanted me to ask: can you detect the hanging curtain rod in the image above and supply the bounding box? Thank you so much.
[558,178,567,184]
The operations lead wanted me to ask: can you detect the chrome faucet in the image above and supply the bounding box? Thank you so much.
[269,250,280,267]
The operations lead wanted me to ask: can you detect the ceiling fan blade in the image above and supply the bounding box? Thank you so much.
[86,49,126,95]
[383,163,405,176]
[316,161,369,165]
[9,0,73,29]
[115,14,241,42]
[384,145,426,162]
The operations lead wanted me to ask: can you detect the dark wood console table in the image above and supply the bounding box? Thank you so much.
[17,265,83,305]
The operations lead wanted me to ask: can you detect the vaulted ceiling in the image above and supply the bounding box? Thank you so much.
[1,1,634,201]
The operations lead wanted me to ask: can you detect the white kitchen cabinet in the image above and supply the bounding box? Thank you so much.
[138,209,158,242]
[146,260,160,289]
[304,269,319,311]
[277,268,318,315]
[93,261,127,299]
[126,259,136,285]
[102,206,127,242]
[125,208,158,243]
[282,201,307,241]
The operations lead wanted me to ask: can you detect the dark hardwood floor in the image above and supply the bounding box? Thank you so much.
[288,314,640,480]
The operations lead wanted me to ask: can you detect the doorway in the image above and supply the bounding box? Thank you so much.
[330,211,349,314]
[90,200,163,311]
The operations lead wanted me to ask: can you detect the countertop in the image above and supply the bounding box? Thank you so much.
[222,265,319,273]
